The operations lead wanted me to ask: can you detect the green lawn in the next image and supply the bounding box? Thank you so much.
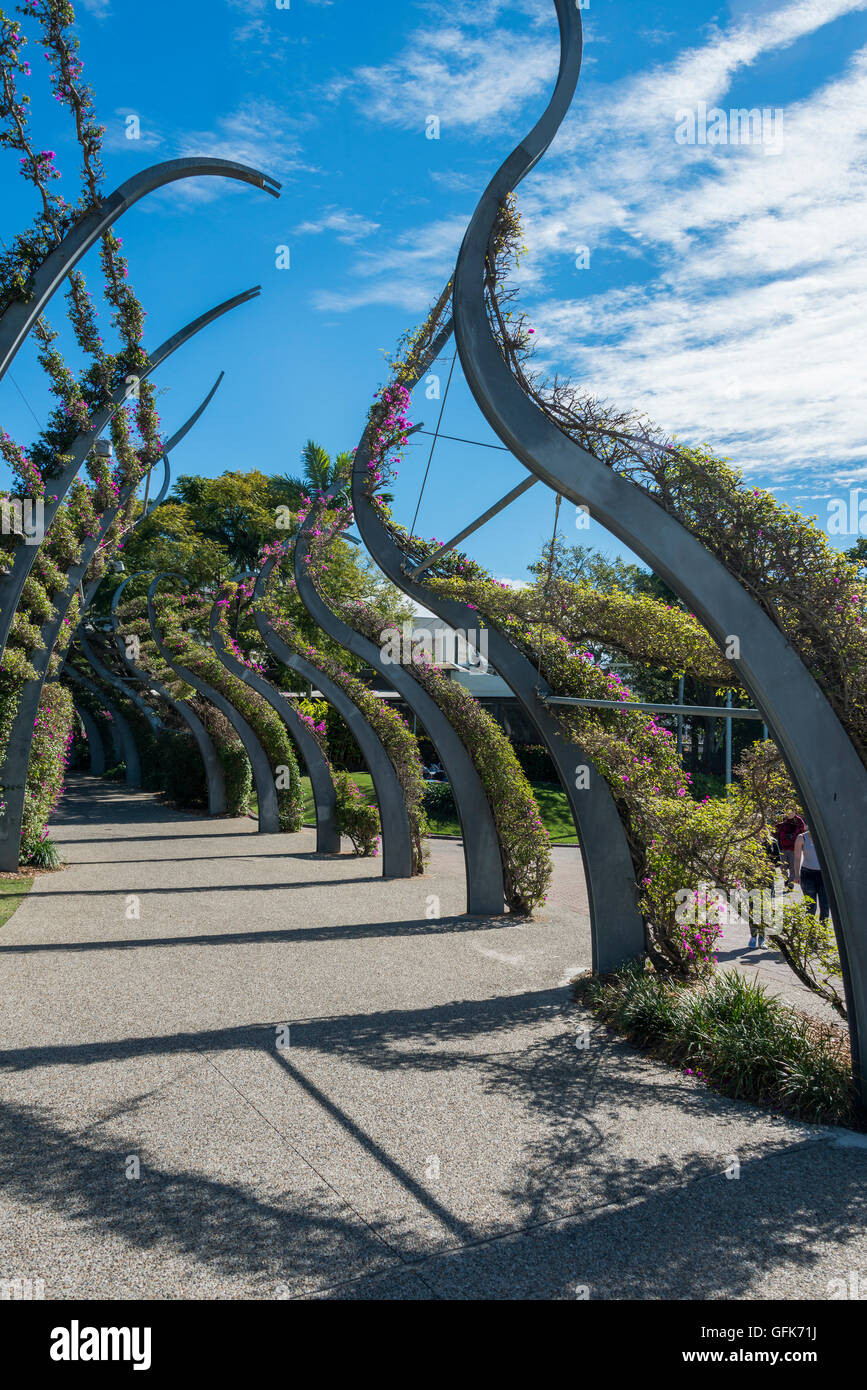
[295,774,579,846]
[0,876,32,930]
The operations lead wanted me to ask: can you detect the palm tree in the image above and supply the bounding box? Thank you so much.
[276,440,356,508]
[300,439,353,494]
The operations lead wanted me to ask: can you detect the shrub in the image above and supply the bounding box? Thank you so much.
[334,771,380,856]
[219,739,253,817]
[324,702,364,770]
[423,780,457,821]
[515,744,557,782]
[769,897,846,1019]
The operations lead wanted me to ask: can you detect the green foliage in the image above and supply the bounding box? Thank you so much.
[769,898,846,1019]
[217,739,252,818]
[529,537,662,596]
[514,744,557,782]
[19,682,74,865]
[334,770,380,856]
[579,962,857,1128]
[423,780,457,821]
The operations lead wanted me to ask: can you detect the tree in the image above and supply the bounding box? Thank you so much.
[846,537,867,579]
[94,467,412,666]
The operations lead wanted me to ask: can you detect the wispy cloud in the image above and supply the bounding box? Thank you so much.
[294,207,380,243]
[77,0,112,17]
[321,0,867,491]
[156,99,313,205]
[312,215,466,312]
[333,14,557,133]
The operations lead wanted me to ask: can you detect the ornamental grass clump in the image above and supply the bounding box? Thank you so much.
[579,962,857,1128]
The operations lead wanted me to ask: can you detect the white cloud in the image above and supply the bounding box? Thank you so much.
[335,15,558,133]
[159,99,313,206]
[294,207,380,243]
[313,215,468,312]
[324,0,867,491]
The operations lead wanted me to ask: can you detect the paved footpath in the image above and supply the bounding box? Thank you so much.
[0,774,865,1300]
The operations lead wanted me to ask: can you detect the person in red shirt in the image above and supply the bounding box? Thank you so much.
[776,814,806,881]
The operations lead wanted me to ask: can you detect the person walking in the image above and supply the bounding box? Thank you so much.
[793,826,830,922]
[776,814,806,881]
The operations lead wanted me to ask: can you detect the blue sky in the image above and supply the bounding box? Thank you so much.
[2,0,866,582]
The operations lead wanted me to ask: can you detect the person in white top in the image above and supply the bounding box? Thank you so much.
[792,828,830,921]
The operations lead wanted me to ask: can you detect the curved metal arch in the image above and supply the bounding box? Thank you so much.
[0,286,260,664]
[110,574,227,816]
[147,370,224,519]
[0,157,279,383]
[79,370,223,617]
[62,663,141,789]
[207,591,340,854]
[0,345,234,865]
[452,0,867,1094]
[0,492,127,867]
[74,701,107,777]
[147,573,280,834]
[291,530,505,915]
[351,478,643,970]
[251,556,414,878]
[76,629,164,735]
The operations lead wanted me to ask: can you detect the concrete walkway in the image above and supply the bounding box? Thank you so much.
[0,774,864,1300]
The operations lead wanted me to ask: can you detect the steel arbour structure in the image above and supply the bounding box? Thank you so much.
[252,555,414,879]
[109,575,227,817]
[347,306,642,968]
[292,523,506,916]
[76,628,163,736]
[207,589,341,855]
[147,573,282,834]
[351,460,644,971]
[62,662,141,789]
[74,700,105,776]
[451,0,867,1097]
[0,303,251,870]
[0,157,280,383]
[0,287,261,663]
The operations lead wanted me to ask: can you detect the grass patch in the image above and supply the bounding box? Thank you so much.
[577,960,860,1130]
[262,774,579,844]
[0,876,33,930]
[421,778,577,843]
[296,775,578,843]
